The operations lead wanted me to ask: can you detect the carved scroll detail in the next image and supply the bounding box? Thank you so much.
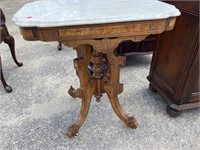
[68,86,82,99]
[65,34,150,137]
[62,35,149,51]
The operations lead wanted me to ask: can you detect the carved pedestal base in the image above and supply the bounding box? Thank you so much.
[17,15,178,138]
[66,43,138,138]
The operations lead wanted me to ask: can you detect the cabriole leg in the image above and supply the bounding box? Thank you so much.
[67,88,94,138]
[104,51,138,129]
[4,35,23,67]
[0,54,12,93]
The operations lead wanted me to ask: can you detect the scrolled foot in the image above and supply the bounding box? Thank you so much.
[16,62,23,67]
[126,116,138,129]
[68,86,82,99]
[4,85,12,93]
[66,124,79,138]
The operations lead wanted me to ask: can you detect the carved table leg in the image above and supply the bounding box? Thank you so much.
[65,39,139,138]
[105,86,138,128]
[67,88,94,137]
[4,35,23,67]
[0,54,12,93]
[104,51,138,129]
[67,45,95,138]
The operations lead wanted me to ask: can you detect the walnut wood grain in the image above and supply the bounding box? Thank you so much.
[19,17,177,137]
[19,18,176,42]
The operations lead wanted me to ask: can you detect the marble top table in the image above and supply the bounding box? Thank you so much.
[13,0,180,27]
[13,0,180,138]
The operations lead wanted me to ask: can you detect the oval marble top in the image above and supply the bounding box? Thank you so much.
[12,0,180,27]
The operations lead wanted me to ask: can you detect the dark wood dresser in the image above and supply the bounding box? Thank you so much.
[147,1,199,116]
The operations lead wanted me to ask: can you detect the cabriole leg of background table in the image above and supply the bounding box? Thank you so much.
[4,34,23,67]
[0,54,12,93]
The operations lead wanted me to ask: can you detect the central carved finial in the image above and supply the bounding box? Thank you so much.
[92,51,103,79]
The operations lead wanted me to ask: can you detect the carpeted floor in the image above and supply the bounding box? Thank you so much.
[0,1,199,150]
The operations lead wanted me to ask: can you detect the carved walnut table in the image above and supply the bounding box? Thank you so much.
[12,0,180,138]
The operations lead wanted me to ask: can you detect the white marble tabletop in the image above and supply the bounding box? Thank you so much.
[12,0,180,27]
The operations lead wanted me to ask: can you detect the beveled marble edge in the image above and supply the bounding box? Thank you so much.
[12,0,181,27]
